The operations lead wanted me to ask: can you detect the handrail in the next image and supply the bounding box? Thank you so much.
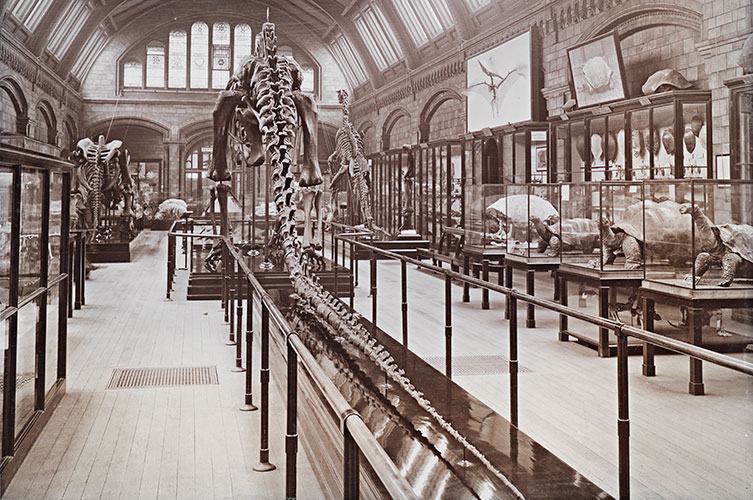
[221,237,417,498]
[336,234,753,377]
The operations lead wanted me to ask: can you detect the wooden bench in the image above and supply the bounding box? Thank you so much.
[416,226,466,272]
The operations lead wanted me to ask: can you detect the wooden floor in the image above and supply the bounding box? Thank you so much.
[6,231,752,499]
[339,251,753,499]
[5,231,323,500]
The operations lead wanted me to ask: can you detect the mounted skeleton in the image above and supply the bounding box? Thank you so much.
[70,135,135,239]
[327,89,373,231]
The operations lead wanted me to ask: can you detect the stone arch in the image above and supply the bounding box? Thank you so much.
[381,107,411,151]
[61,115,79,153]
[34,99,58,145]
[0,76,29,134]
[582,4,702,41]
[356,120,377,155]
[419,88,463,142]
[85,117,170,141]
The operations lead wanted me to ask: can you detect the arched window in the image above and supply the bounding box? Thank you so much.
[301,67,315,93]
[168,30,187,88]
[146,41,165,87]
[233,24,252,71]
[212,22,231,89]
[123,59,142,87]
[190,22,209,88]
[33,103,56,145]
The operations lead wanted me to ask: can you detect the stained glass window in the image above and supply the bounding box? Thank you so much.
[190,22,209,88]
[123,60,142,87]
[233,24,252,72]
[168,30,187,88]
[146,42,165,87]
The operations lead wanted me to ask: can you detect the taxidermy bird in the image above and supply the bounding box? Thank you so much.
[464,60,525,118]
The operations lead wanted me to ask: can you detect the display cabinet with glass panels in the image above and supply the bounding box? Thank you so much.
[643,179,753,290]
[463,183,508,250]
[725,75,753,180]
[0,144,71,476]
[501,184,561,259]
[559,181,643,272]
[550,90,712,182]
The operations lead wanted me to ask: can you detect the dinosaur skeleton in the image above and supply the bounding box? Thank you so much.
[208,19,524,498]
[327,89,373,231]
[70,135,135,239]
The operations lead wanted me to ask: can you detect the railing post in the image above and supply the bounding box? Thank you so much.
[343,420,359,500]
[240,281,258,412]
[481,259,489,310]
[286,335,298,499]
[370,253,377,332]
[445,273,452,379]
[222,244,229,321]
[504,265,512,320]
[80,236,86,305]
[641,297,656,376]
[401,260,408,347]
[333,237,339,297]
[526,269,535,328]
[462,255,470,303]
[233,261,244,371]
[254,301,276,472]
[166,233,173,300]
[74,234,82,310]
[349,240,355,309]
[558,276,569,341]
[617,328,630,500]
[227,255,236,345]
[509,295,518,427]
[68,240,74,317]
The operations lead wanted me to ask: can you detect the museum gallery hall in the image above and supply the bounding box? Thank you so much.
[0,0,751,498]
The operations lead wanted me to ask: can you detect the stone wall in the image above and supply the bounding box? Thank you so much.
[350,0,752,162]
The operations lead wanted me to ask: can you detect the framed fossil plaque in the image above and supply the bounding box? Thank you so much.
[567,32,627,108]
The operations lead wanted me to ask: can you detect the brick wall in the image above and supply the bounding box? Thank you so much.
[427,98,464,142]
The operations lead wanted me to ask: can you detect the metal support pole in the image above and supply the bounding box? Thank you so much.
[222,244,229,321]
[559,276,569,341]
[482,259,490,310]
[526,269,535,328]
[80,237,86,305]
[462,255,470,303]
[68,241,74,317]
[504,265,512,320]
[166,234,173,300]
[641,297,656,376]
[598,286,610,357]
[253,302,276,471]
[343,422,359,500]
[240,282,257,412]
[227,255,236,345]
[370,254,377,332]
[74,235,82,309]
[333,237,339,297]
[401,260,408,347]
[617,329,630,500]
[445,273,452,379]
[509,295,518,427]
[688,307,705,395]
[349,241,355,309]
[233,262,244,371]
[286,337,298,499]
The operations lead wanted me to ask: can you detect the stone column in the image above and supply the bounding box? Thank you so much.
[163,140,184,198]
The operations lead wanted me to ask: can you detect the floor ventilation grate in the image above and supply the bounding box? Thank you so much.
[423,355,531,376]
[106,366,219,390]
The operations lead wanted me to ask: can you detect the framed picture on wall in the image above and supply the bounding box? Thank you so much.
[567,32,627,108]
[535,146,548,172]
[465,29,540,132]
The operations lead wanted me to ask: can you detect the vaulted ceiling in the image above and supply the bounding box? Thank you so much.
[2,0,506,92]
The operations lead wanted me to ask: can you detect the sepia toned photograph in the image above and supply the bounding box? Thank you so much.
[0,1,751,499]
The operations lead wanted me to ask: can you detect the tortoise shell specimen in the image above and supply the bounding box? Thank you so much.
[612,200,693,263]
[718,223,753,264]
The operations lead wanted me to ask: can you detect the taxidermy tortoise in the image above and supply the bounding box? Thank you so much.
[602,199,692,269]
[530,215,599,257]
[679,204,753,286]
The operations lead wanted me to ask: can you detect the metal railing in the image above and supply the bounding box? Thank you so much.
[331,231,753,500]
[165,226,417,499]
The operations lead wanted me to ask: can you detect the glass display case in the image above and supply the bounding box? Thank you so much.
[550,90,712,182]
[559,181,643,272]
[463,183,507,250]
[644,180,753,290]
[725,75,753,179]
[501,184,560,259]
[0,144,71,464]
